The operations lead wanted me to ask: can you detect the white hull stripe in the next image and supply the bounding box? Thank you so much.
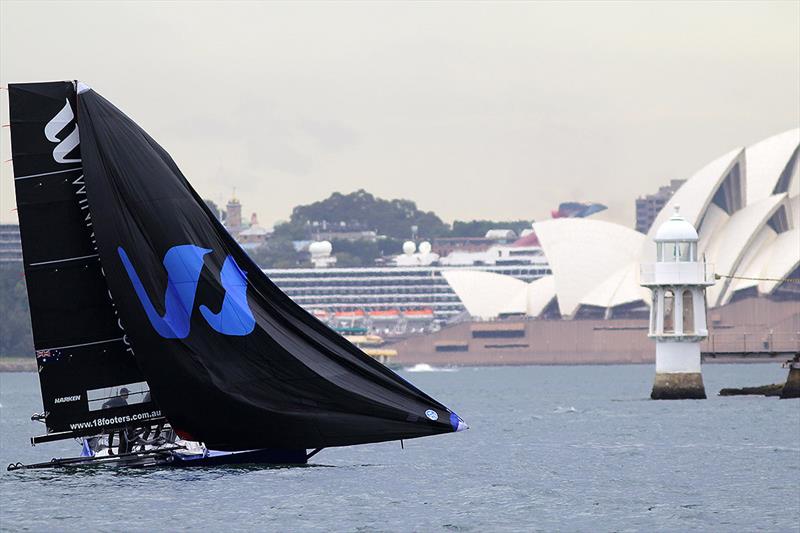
[29,253,99,267]
[41,337,125,352]
[15,167,83,181]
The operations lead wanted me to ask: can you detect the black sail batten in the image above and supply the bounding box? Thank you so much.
[77,87,465,451]
[8,82,161,435]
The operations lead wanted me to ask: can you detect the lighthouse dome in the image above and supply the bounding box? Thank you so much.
[654,206,698,242]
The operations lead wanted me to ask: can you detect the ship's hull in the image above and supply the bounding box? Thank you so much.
[7,448,309,471]
[164,448,308,467]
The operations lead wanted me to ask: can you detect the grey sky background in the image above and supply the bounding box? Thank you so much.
[1,1,798,230]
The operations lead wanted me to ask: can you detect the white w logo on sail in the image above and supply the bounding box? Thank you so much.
[44,99,81,164]
[118,245,256,339]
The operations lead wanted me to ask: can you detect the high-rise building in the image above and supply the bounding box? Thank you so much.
[635,179,685,233]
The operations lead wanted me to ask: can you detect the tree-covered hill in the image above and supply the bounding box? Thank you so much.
[272,188,533,243]
[288,189,450,240]
[254,189,534,268]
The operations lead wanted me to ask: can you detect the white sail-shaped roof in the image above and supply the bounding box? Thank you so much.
[745,128,800,203]
[726,228,798,298]
[533,218,645,317]
[580,262,649,310]
[705,194,789,306]
[724,225,780,296]
[442,270,529,320]
[441,271,558,319]
[757,226,800,295]
[646,148,745,238]
[524,275,558,317]
[499,275,558,317]
[642,147,745,260]
[722,194,798,301]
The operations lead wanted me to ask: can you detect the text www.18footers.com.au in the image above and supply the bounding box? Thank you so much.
[69,410,162,431]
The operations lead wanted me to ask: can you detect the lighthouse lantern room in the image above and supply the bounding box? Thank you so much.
[640,206,715,400]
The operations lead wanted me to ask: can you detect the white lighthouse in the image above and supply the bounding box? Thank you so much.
[641,206,715,400]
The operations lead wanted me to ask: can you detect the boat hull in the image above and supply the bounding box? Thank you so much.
[7,448,309,471]
[165,448,308,467]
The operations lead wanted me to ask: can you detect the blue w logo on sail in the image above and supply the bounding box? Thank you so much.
[117,245,255,338]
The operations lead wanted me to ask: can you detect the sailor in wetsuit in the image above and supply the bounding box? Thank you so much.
[102,387,130,454]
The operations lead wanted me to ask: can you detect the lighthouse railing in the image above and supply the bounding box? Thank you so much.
[640,262,716,286]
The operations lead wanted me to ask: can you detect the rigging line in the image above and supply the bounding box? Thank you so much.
[714,273,800,283]
[40,337,125,352]
[28,253,99,267]
[14,167,83,180]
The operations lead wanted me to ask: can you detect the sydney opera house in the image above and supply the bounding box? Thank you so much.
[445,128,799,320]
[394,129,800,365]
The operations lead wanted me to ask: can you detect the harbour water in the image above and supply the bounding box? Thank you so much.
[1,364,798,532]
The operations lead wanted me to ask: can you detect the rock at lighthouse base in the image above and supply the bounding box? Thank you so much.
[779,363,800,399]
[719,383,783,397]
[651,373,707,400]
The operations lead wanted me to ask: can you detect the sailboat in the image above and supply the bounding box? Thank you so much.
[6,81,466,470]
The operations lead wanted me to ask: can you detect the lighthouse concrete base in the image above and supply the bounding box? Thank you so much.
[779,362,800,399]
[652,342,706,400]
[651,372,707,400]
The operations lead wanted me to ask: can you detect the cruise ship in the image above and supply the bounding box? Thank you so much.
[264,238,550,337]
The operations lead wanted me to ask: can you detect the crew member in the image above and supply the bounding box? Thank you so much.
[103,387,130,454]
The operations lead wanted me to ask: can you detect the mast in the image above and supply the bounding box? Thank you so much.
[8,81,162,439]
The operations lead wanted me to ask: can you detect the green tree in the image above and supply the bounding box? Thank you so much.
[248,239,309,269]
[333,252,363,268]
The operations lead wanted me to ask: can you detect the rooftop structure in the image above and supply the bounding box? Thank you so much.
[432,237,496,256]
[221,196,271,248]
[237,213,271,249]
[484,229,517,242]
[309,240,337,268]
[437,242,544,267]
[306,220,379,243]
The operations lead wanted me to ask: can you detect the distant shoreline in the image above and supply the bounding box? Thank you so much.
[0,356,786,373]
[0,358,36,372]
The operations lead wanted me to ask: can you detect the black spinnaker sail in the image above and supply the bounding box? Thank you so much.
[8,82,161,438]
[71,83,465,451]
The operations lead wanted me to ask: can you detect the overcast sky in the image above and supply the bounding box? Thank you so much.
[1,1,798,229]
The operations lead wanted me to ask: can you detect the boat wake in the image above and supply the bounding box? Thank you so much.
[552,406,578,414]
[404,363,458,373]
